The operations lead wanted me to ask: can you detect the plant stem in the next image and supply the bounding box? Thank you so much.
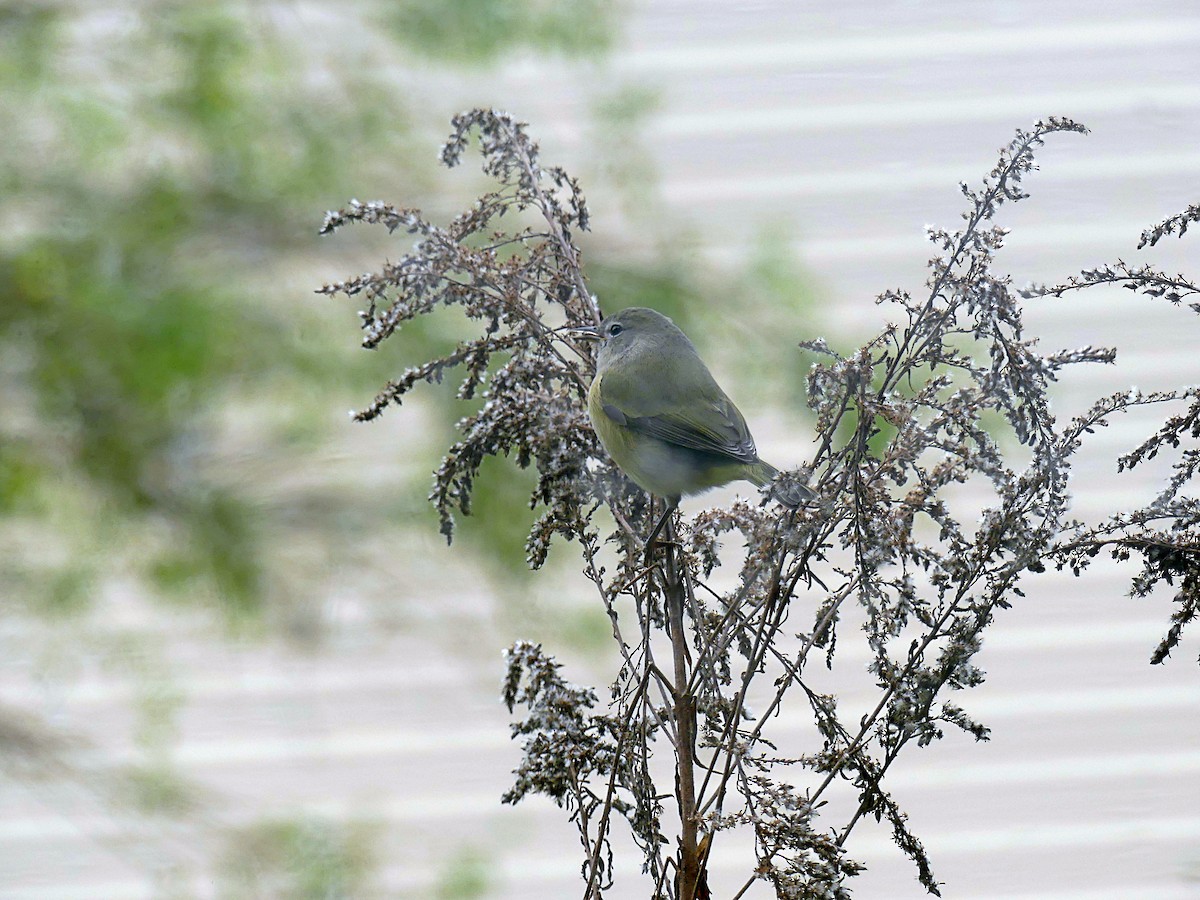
[664,515,701,899]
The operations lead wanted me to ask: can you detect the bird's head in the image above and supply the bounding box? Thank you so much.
[571,307,692,371]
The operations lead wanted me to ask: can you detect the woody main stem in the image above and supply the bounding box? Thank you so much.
[663,515,700,899]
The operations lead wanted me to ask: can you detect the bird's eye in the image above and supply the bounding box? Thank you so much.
[608,323,623,336]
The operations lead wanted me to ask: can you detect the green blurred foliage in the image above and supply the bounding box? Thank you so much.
[219,816,379,899]
[434,845,492,899]
[383,0,620,64]
[0,1,623,626]
[116,762,202,816]
[1,4,373,622]
[730,225,824,408]
[587,83,664,221]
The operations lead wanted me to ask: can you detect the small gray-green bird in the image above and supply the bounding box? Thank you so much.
[575,307,814,545]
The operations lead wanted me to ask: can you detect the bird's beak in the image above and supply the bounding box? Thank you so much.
[567,324,602,341]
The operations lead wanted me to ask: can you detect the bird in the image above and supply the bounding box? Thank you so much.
[573,307,814,548]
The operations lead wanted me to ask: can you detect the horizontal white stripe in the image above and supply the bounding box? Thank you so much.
[893,749,1200,789]
[95,725,511,767]
[938,683,1198,718]
[0,885,150,900]
[643,84,1200,140]
[706,218,1182,266]
[971,888,1200,900]
[615,19,1200,75]
[894,814,1200,855]
[774,683,1198,731]
[0,792,504,841]
[0,661,466,706]
[664,151,1200,204]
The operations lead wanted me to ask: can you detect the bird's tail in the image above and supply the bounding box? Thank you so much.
[750,461,816,509]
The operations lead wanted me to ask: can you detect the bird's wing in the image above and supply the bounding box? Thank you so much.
[599,366,759,464]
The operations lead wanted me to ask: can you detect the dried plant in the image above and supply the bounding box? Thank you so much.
[319,110,1199,898]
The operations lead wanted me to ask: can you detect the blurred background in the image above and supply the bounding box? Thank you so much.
[1,1,1198,897]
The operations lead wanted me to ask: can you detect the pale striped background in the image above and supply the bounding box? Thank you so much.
[3,2,1199,898]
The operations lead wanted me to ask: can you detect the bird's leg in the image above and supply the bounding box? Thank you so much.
[643,496,680,557]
